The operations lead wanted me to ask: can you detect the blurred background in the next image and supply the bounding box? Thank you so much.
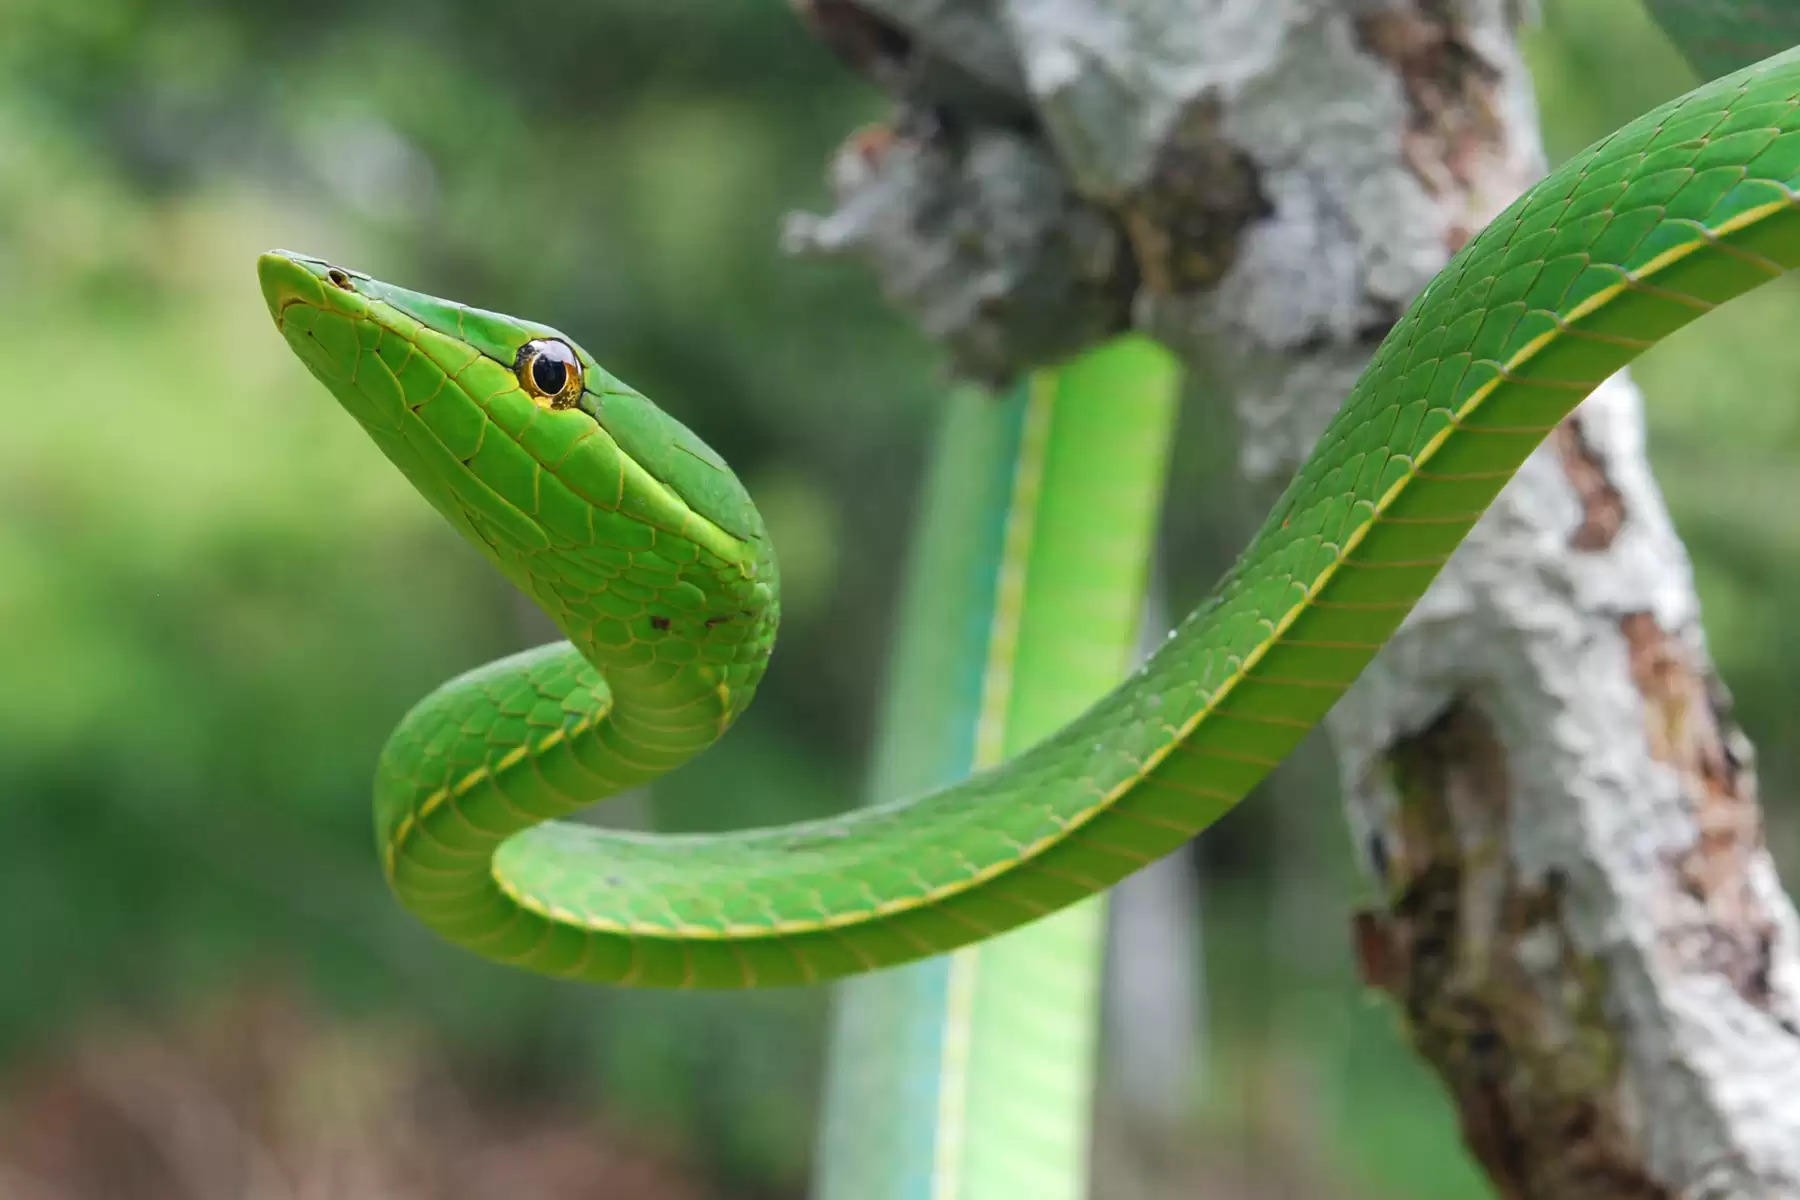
[4,1,1799,1196]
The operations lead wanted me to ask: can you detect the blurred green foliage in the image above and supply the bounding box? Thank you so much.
[2,1,1798,1196]
[1,2,931,1189]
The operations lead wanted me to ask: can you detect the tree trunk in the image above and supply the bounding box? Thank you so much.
[788,0,1800,1194]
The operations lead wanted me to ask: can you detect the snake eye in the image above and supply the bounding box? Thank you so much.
[515,338,583,408]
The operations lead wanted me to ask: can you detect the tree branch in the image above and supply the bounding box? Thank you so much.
[790,0,1800,1192]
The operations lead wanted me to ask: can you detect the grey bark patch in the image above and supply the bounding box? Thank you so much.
[784,0,1273,381]
[784,118,1135,384]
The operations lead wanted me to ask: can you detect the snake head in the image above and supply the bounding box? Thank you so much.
[258,250,778,665]
[259,249,765,538]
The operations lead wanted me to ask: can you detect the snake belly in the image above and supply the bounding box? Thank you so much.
[261,45,1800,989]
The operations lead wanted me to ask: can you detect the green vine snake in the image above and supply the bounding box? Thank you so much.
[262,45,1800,989]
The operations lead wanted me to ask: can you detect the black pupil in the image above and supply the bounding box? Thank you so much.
[531,354,568,396]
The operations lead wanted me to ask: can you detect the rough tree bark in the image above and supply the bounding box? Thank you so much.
[786,0,1800,1195]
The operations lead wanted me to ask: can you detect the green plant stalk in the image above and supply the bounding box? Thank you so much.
[814,339,1179,1199]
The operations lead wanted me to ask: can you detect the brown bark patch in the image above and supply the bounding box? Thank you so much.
[1554,418,1626,551]
[1621,611,1779,1011]
[1357,701,1671,1199]
[1117,96,1269,294]
[1354,1,1505,248]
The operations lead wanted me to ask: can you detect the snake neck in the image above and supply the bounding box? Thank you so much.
[527,504,780,742]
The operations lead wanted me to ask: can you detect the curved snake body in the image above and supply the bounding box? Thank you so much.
[262,46,1800,988]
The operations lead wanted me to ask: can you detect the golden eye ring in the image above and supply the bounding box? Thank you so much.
[515,338,584,409]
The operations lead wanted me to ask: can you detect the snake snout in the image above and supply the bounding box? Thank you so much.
[257,251,328,328]
[258,251,377,407]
